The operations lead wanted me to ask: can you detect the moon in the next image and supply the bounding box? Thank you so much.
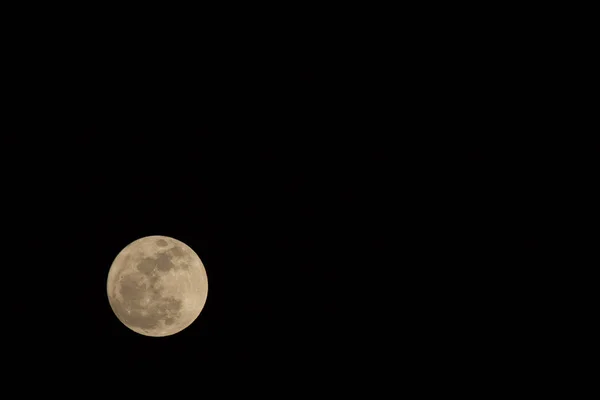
[106,235,208,337]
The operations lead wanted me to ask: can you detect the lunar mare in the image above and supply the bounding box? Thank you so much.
[106,235,208,337]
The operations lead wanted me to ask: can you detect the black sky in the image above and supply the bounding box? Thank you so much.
[2,39,396,392]
[1,10,566,391]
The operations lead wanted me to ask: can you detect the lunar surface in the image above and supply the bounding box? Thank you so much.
[107,235,208,337]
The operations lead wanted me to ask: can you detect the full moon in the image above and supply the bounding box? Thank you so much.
[106,235,208,337]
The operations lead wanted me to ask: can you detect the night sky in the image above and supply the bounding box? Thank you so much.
[1,14,560,392]
[3,49,395,393]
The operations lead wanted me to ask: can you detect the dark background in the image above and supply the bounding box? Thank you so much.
[1,8,573,392]
[3,36,396,393]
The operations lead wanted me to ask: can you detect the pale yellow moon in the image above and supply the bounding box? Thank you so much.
[106,235,208,337]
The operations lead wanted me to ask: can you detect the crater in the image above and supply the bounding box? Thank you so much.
[151,290,164,301]
[169,246,185,258]
[114,276,183,332]
[154,296,182,314]
[155,253,175,272]
[156,239,168,247]
[136,257,156,275]
[150,279,163,299]
[119,275,146,302]
[136,251,177,275]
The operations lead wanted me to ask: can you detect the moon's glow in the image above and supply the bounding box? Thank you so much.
[107,235,208,337]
